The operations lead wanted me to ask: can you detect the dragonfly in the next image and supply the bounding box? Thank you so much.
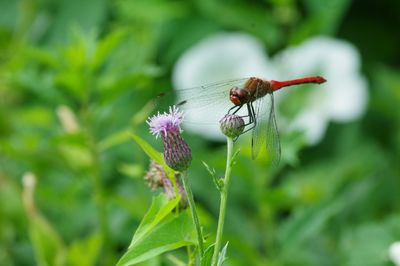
[158,76,326,164]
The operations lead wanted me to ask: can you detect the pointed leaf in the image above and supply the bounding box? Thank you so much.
[217,242,229,266]
[98,129,131,151]
[130,133,175,179]
[67,233,102,266]
[117,195,197,266]
[129,195,181,248]
[202,161,223,191]
[29,214,66,266]
[92,30,125,71]
[200,245,214,266]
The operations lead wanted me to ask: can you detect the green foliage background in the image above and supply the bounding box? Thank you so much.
[1,0,400,265]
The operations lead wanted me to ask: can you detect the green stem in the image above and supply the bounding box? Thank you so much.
[86,125,112,265]
[181,171,205,257]
[212,137,234,266]
[92,163,110,245]
[186,246,194,266]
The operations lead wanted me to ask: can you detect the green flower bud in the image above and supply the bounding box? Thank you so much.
[220,114,245,138]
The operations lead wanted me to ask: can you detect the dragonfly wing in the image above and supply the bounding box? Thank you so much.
[266,94,281,165]
[175,78,248,101]
[251,86,268,159]
[177,79,247,112]
[157,79,248,109]
[251,92,281,164]
[154,78,249,139]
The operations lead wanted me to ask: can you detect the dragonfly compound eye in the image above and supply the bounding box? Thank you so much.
[229,86,244,105]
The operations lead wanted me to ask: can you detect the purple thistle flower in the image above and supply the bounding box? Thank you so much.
[147,106,192,171]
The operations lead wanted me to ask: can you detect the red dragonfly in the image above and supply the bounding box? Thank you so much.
[162,76,326,164]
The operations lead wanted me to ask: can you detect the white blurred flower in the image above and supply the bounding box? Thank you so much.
[56,105,80,133]
[22,172,36,189]
[389,242,400,266]
[172,33,368,144]
[273,37,368,144]
[173,32,276,88]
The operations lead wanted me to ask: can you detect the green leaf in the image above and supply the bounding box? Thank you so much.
[217,242,229,266]
[25,47,60,68]
[91,30,125,71]
[58,143,93,170]
[278,179,374,255]
[117,195,197,266]
[195,0,281,46]
[98,129,131,151]
[230,149,240,167]
[117,163,144,179]
[340,215,400,266]
[200,245,214,266]
[67,233,102,266]
[98,102,156,151]
[291,0,351,42]
[130,134,163,165]
[202,161,223,191]
[130,133,175,179]
[129,195,181,249]
[29,214,66,266]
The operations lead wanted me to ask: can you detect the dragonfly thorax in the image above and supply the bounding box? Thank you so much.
[229,77,270,106]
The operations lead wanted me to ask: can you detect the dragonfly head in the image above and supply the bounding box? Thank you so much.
[230,87,249,106]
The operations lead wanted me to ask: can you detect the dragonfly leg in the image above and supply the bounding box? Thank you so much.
[240,102,257,134]
[250,101,256,122]
[240,123,256,135]
[247,103,254,123]
[231,105,243,115]
[240,104,254,126]
[249,102,257,126]
[228,105,239,114]
[230,102,257,138]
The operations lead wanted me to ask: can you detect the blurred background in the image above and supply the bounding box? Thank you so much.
[1,0,400,265]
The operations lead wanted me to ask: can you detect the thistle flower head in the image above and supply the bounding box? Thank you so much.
[148,106,192,171]
[220,114,245,138]
[147,106,184,138]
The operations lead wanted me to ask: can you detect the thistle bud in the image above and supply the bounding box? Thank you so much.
[144,160,188,208]
[162,130,192,171]
[144,160,164,190]
[219,114,245,138]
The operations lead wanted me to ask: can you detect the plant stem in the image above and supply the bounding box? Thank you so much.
[212,137,234,266]
[181,171,204,257]
[85,123,113,265]
[186,246,195,266]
